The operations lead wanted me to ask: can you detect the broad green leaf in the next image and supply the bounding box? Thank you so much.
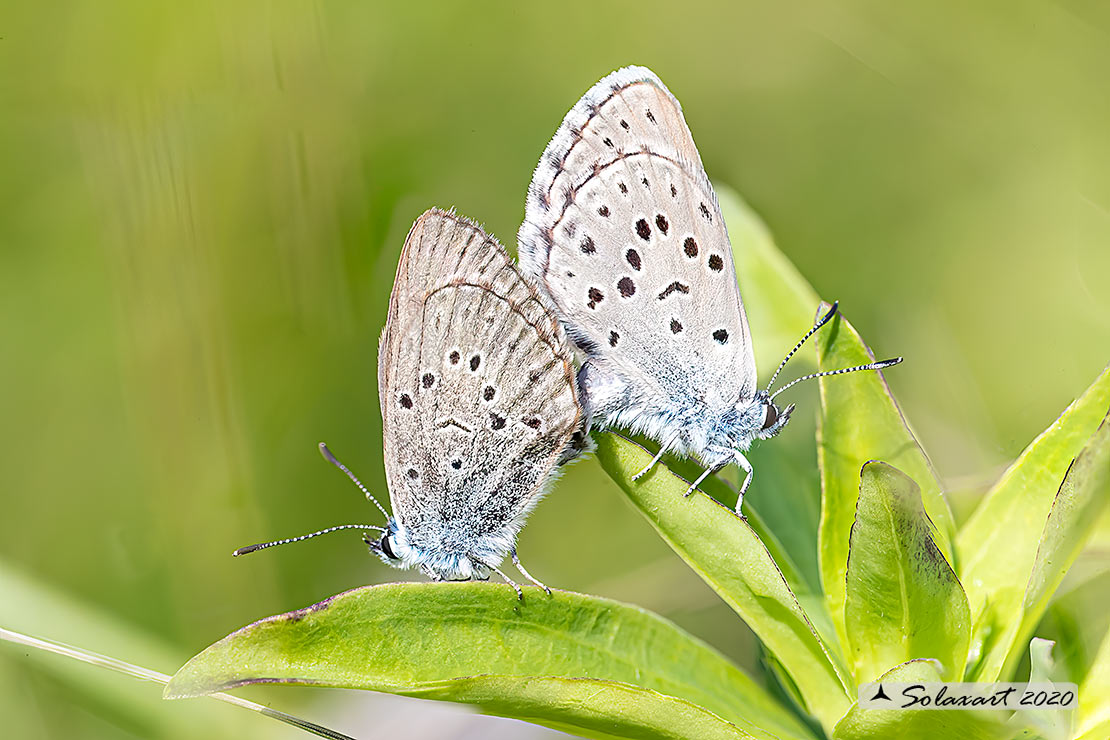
[845,462,970,682]
[958,366,1110,682]
[401,676,756,740]
[832,659,1015,740]
[1076,625,1110,740]
[595,433,850,734]
[816,306,954,653]
[166,582,814,740]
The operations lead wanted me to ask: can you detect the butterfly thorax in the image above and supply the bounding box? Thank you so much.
[371,517,515,581]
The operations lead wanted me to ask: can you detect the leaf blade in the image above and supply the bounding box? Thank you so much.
[165,583,813,740]
[595,433,851,734]
[816,307,954,653]
[957,366,1110,682]
[845,462,970,682]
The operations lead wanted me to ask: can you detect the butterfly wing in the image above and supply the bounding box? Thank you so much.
[518,67,758,410]
[379,209,583,547]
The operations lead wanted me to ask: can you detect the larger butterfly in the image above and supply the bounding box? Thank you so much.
[517,66,898,510]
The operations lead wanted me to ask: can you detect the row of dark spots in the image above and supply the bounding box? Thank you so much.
[490,412,541,430]
[634,214,670,241]
[447,351,483,371]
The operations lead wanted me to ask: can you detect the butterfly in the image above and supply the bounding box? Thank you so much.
[236,209,586,596]
[517,66,899,511]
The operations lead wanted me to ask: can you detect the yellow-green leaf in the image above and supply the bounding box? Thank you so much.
[165,583,814,740]
[845,462,970,682]
[817,306,954,653]
[595,433,850,734]
[959,366,1110,682]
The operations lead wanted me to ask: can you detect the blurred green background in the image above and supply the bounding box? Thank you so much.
[2,1,1108,737]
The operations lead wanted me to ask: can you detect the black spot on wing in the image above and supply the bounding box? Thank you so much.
[625,248,641,270]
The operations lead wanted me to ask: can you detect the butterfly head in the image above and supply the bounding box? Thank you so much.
[365,520,406,567]
[753,389,794,441]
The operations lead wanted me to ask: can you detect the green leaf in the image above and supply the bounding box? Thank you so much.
[958,366,1110,682]
[595,433,851,734]
[1076,625,1110,740]
[165,582,814,740]
[832,659,1016,740]
[845,462,970,682]
[816,306,955,654]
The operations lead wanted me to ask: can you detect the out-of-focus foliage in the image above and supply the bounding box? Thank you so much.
[2,1,1108,737]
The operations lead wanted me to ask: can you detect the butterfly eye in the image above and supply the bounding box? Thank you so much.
[379,534,397,560]
[762,404,779,431]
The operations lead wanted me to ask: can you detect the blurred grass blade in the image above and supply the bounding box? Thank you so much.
[0,559,266,738]
[816,305,954,652]
[832,659,1017,740]
[595,433,851,734]
[166,582,814,740]
[958,366,1110,682]
[1076,625,1110,740]
[845,462,970,682]
[0,628,352,740]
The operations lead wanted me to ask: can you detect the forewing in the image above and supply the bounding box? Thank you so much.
[379,209,583,537]
[518,67,758,405]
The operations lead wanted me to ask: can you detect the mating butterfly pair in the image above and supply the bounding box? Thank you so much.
[236,67,899,596]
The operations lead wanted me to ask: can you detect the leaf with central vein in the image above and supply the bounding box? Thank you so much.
[845,462,970,683]
[958,365,1110,682]
[816,305,954,654]
[165,583,814,740]
[595,433,851,734]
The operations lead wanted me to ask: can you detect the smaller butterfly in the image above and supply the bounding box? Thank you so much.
[235,209,587,597]
[517,66,899,512]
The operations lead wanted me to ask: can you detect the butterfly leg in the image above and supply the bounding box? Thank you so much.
[734,451,754,513]
[684,464,722,498]
[511,550,552,595]
[485,562,524,600]
[633,432,682,481]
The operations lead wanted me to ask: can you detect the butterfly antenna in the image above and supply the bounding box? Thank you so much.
[769,357,902,401]
[764,301,839,392]
[318,442,391,520]
[233,523,386,556]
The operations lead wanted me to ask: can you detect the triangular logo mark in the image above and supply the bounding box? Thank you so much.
[870,684,891,701]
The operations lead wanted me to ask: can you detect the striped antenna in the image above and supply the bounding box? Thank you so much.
[319,442,390,520]
[769,357,902,401]
[764,301,839,392]
[233,523,386,556]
